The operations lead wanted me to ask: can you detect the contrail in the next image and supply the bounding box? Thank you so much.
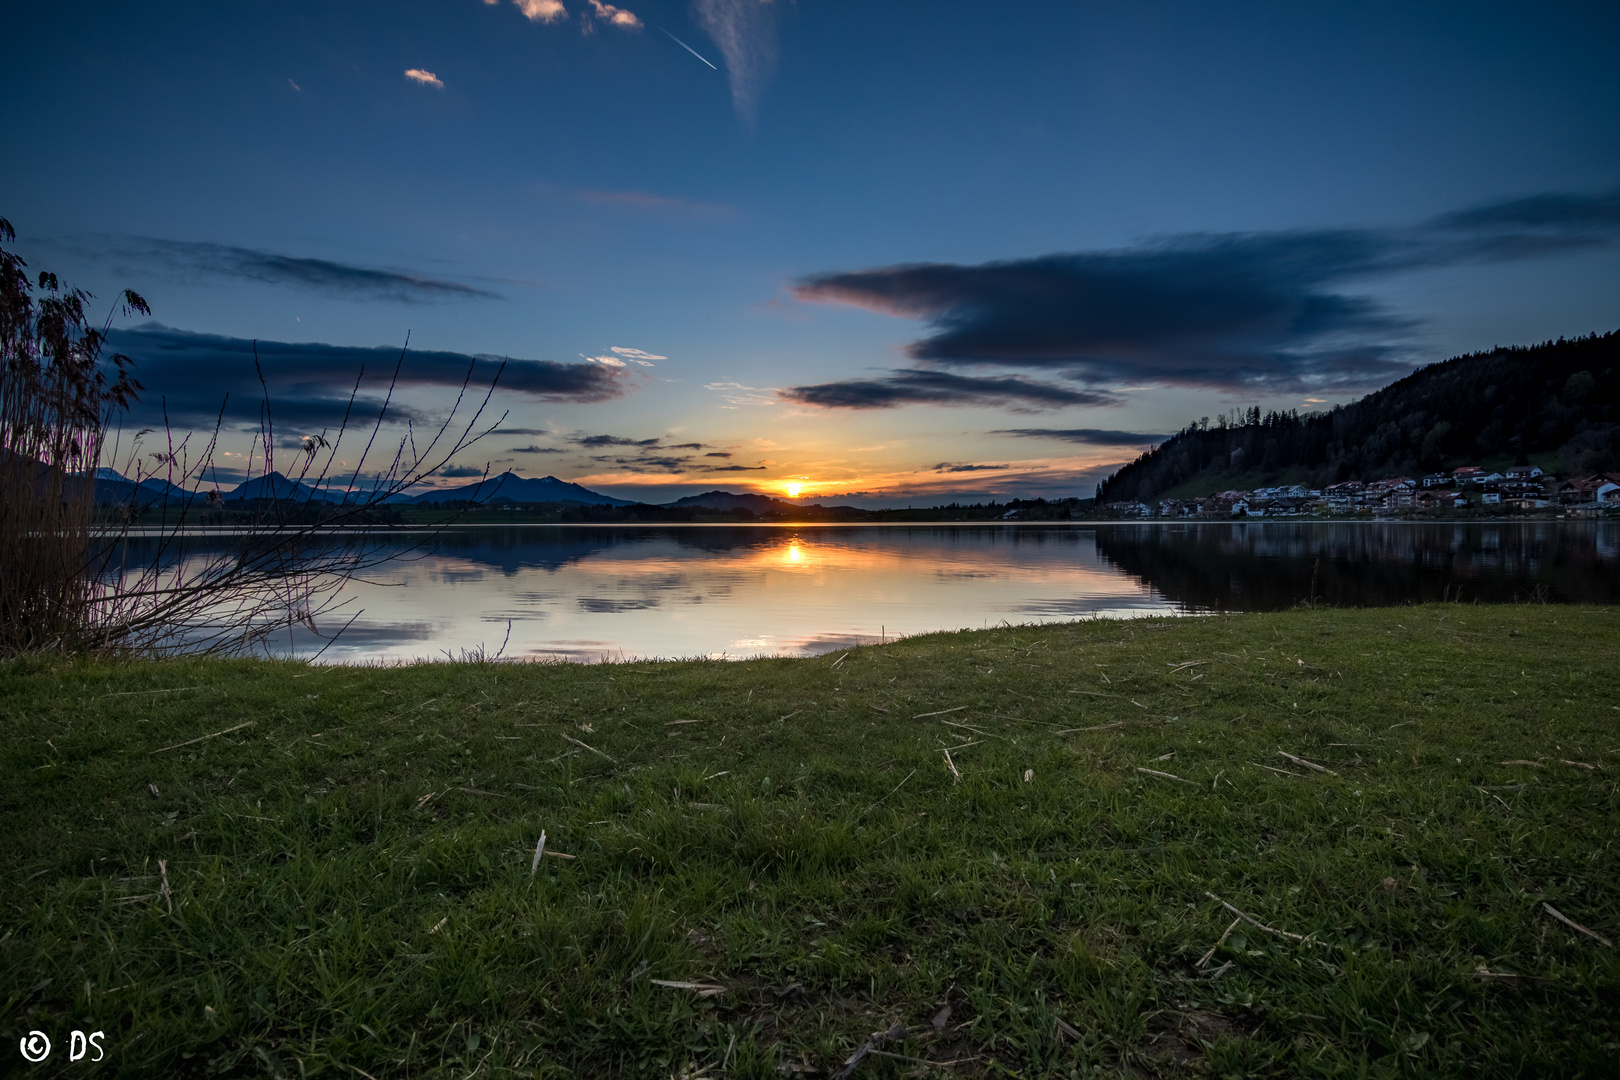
[658,25,718,70]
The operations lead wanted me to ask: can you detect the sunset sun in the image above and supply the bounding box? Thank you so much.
[785,483,803,499]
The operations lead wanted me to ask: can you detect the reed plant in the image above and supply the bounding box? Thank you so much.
[0,216,147,654]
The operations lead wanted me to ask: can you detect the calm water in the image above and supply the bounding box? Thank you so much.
[116,521,1620,662]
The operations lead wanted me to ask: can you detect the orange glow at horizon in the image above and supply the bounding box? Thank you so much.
[569,452,1120,502]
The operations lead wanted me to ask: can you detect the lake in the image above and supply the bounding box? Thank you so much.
[124,520,1615,663]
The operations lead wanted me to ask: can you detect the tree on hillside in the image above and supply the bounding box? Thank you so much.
[1095,333,1620,503]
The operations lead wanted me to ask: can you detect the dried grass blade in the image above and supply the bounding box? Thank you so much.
[562,734,616,763]
[1542,902,1613,946]
[1136,767,1197,786]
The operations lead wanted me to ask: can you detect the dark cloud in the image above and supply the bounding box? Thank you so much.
[1427,189,1620,261]
[933,462,1011,472]
[106,325,629,429]
[116,237,501,302]
[704,451,733,458]
[438,464,488,478]
[510,445,565,454]
[570,435,711,457]
[791,187,1620,399]
[565,433,740,474]
[781,369,1113,411]
[611,455,690,473]
[994,428,1168,446]
[572,434,662,448]
[491,427,552,436]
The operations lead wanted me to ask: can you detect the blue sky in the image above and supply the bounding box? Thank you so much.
[5,0,1619,503]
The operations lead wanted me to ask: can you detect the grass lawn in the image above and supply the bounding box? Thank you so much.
[2,606,1617,1078]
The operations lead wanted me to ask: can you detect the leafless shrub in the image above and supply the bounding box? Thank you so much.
[1,219,506,658]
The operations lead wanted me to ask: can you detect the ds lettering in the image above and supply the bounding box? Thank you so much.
[70,1030,106,1061]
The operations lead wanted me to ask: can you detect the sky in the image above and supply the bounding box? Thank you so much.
[4,0,1620,505]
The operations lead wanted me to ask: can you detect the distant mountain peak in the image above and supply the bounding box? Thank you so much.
[406,471,636,506]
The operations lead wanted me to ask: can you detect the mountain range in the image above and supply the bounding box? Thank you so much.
[91,469,768,510]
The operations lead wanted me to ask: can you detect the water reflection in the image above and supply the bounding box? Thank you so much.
[283,525,1158,661]
[1093,522,1620,610]
[105,522,1619,662]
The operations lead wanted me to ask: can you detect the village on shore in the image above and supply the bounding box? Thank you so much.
[1098,464,1620,519]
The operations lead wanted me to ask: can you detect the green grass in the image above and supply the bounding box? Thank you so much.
[2,606,1618,1078]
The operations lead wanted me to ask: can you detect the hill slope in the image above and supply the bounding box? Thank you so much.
[662,490,797,513]
[406,472,637,506]
[1095,331,1620,504]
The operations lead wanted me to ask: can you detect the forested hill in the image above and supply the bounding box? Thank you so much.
[1094,331,1620,504]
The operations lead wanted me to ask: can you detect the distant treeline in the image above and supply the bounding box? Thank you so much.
[399,497,1088,525]
[1095,331,1620,504]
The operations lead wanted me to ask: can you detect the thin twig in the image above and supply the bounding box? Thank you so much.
[939,718,998,738]
[1197,917,1242,967]
[833,1023,905,1080]
[149,721,254,755]
[1278,750,1338,776]
[868,1049,982,1068]
[942,747,961,784]
[1205,891,1329,948]
[913,705,969,719]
